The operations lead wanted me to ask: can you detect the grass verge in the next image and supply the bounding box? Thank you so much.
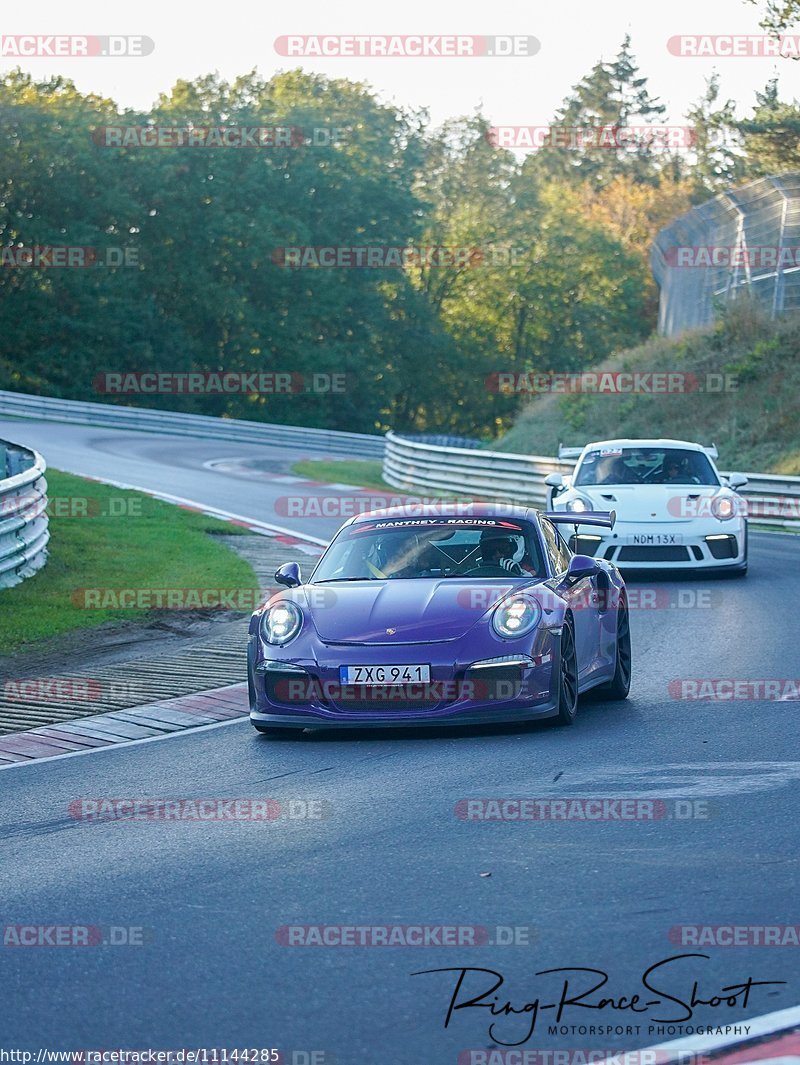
[291,459,390,490]
[0,468,256,655]
[290,459,485,502]
[497,304,800,473]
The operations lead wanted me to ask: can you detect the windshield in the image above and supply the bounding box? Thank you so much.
[311,518,545,582]
[573,447,719,487]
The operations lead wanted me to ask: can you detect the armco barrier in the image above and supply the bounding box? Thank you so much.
[383,431,574,506]
[0,390,385,460]
[2,393,797,529]
[0,440,49,589]
[383,432,800,529]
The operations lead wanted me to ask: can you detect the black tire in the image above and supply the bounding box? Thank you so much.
[555,617,579,725]
[598,597,632,700]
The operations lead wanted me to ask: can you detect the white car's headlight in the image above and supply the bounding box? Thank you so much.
[566,497,588,513]
[492,596,542,639]
[712,496,736,520]
[261,601,303,645]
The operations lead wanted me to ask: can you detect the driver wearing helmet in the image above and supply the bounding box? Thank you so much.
[662,454,689,482]
[366,534,419,579]
[479,529,524,575]
[594,455,618,485]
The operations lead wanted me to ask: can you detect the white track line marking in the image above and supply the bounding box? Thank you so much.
[601,1003,800,1065]
[201,458,248,469]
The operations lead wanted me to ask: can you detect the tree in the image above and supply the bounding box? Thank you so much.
[0,69,439,434]
[0,72,157,399]
[530,35,668,189]
[422,176,652,434]
[685,74,746,196]
[746,0,800,33]
[576,175,695,320]
[735,78,800,175]
[0,68,668,439]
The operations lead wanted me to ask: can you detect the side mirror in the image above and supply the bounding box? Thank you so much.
[545,473,564,488]
[728,473,748,490]
[275,562,302,588]
[566,554,599,582]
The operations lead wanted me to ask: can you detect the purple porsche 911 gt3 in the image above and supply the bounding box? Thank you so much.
[247,504,631,733]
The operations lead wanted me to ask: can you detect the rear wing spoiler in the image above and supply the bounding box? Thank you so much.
[557,444,584,460]
[544,510,616,530]
[702,443,719,459]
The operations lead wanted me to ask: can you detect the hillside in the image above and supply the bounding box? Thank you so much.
[496,305,800,474]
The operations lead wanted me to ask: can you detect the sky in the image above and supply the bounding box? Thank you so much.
[3,0,800,135]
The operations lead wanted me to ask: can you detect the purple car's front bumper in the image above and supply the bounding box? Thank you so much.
[248,630,561,730]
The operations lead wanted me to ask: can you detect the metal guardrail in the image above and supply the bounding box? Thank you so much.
[383,432,800,529]
[0,440,49,589]
[384,431,573,505]
[405,433,483,449]
[731,473,800,529]
[0,390,386,460]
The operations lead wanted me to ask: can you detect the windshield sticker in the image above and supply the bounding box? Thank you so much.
[353,518,523,532]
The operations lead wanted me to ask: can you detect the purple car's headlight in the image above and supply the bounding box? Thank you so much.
[492,595,541,639]
[261,601,303,646]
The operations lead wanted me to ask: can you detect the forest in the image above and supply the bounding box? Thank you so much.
[2,35,799,436]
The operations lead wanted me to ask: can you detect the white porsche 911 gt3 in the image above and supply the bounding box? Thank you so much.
[546,438,748,575]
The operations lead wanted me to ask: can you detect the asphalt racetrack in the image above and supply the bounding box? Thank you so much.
[2,418,798,1063]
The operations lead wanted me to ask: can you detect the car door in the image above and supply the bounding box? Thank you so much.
[540,517,600,681]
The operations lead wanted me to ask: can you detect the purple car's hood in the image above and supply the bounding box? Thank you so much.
[306,579,533,645]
